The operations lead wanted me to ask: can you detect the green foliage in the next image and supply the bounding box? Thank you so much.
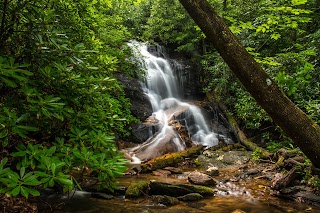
[200,0,319,131]
[0,109,38,146]
[0,158,41,198]
[0,57,32,88]
[0,0,140,199]
[141,0,203,53]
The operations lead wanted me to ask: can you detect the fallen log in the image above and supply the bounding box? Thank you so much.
[141,145,203,172]
[225,111,271,159]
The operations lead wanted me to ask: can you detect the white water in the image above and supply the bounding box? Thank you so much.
[127,41,231,162]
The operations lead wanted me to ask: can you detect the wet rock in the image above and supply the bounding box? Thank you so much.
[275,186,320,206]
[164,167,183,174]
[188,171,217,186]
[206,166,219,176]
[91,193,114,200]
[232,209,246,213]
[149,181,215,197]
[125,181,149,198]
[153,195,179,206]
[237,169,260,179]
[177,193,203,201]
[130,123,151,143]
[115,73,153,143]
[152,169,171,176]
[197,151,252,169]
[114,73,152,121]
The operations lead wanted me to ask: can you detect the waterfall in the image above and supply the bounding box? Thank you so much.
[127,41,232,162]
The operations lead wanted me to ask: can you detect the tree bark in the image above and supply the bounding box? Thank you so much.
[178,0,320,168]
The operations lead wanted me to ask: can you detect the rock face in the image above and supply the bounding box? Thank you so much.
[115,73,152,121]
[188,171,217,186]
[114,73,153,143]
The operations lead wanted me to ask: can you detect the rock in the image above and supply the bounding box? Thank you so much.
[188,171,217,186]
[131,123,151,143]
[115,73,153,143]
[91,193,114,200]
[232,209,246,213]
[152,169,171,176]
[153,195,179,206]
[114,73,152,122]
[125,181,149,198]
[197,151,252,169]
[177,193,203,201]
[164,167,183,174]
[149,181,215,197]
[275,186,320,205]
[206,166,219,176]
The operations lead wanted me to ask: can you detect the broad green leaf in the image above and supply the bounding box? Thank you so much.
[12,127,27,138]
[20,167,25,178]
[11,151,26,157]
[0,129,8,138]
[16,125,39,131]
[51,163,56,175]
[1,77,17,87]
[11,187,21,196]
[24,175,41,186]
[20,187,29,198]
[57,177,73,186]
[26,187,40,197]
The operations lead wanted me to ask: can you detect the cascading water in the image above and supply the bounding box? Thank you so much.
[127,41,232,162]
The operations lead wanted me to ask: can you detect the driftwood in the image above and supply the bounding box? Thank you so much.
[272,167,302,190]
[270,148,305,171]
[141,145,203,172]
[225,112,271,159]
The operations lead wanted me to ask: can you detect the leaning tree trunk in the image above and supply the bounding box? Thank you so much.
[178,0,320,168]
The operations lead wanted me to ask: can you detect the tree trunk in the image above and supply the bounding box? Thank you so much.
[178,0,320,168]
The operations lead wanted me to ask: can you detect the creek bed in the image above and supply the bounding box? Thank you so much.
[54,167,320,213]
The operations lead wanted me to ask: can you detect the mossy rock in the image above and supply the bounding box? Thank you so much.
[177,193,203,201]
[152,195,180,206]
[149,181,215,197]
[125,181,149,198]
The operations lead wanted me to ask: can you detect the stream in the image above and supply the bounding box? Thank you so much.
[53,42,320,213]
[54,164,320,213]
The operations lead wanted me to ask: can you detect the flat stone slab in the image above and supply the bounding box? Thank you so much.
[197,151,252,169]
[188,171,217,186]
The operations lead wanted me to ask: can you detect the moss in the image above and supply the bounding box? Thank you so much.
[141,145,203,172]
[125,181,149,198]
[153,195,180,206]
[149,181,215,197]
